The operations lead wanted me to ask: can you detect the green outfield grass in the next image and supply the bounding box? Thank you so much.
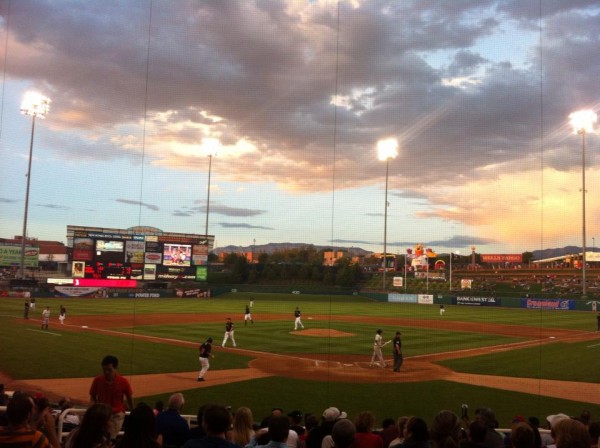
[0,292,598,423]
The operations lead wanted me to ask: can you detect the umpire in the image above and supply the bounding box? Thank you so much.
[392,331,403,372]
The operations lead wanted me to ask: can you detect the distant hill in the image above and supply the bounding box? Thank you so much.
[531,246,584,260]
[213,242,372,256]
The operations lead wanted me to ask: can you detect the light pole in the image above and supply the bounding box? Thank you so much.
[202,138,220,237]
[377,138,399,291]
[19,91,51,279]
[449,250,460,292]
[569,110,597,298]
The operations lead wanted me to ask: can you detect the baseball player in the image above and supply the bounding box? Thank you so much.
[197,337,214,381]
[59,305,67,325]
[439,304,445,316]
[294,306,304,330]
[244,303,254,325]
[370,329,388,368]
[222,317,236,347]
[41,306,50,330]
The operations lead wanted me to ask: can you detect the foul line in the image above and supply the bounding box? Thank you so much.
[26,329,61,336]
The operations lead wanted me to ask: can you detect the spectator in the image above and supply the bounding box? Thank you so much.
[63,402,112,448]
[546,414,571,448]
[183,404,240,448]
[379,418,399,448]
[32,395,61,448]
[229,407,256,447]
[156,393,190,448]
[389,417,409,448]
[578,412,591,428]
[475,408,503,448]
[397,417,429,448]
[588,422,600,448]
[354,411,383,448]
[246,415,289,448]
[0,385,8,406]
[553,419,590,448]
[288,411,306,438]
[305,407,346,448]
[301,415,319,444]
[188,404,209,440]
[430,411,461,448]
[332,419,356,448]
[154,401,165,417]
[0,393,57,447]
[89,355,134,441]
[510,423,535,448]
[463,420,488,448]
[115,403,160,448]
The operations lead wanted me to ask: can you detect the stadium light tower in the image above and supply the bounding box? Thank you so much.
[202,138,221,237]
[377,138,399,291]
[19,91,51,279]
[449,250,460,291]
[569,109,597,298]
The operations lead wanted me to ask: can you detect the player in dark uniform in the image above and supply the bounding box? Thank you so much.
[393,331,403,372]
[198,337,213,381]
[222,317,236,347]
[24,300,30,319]
[244,304,254,325]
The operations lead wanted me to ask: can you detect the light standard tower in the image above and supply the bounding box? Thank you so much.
[569,110,597,298]
[377,138,399,291]
[449,250,460,291]
[19,91,51,279]
[202,138,220,237]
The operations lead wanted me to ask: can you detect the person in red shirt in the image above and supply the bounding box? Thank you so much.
[353,411,383,448]
[89,355,134,441]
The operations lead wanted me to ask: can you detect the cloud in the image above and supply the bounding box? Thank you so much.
[115,199,159,211]
[0,198,19,203]
[34,203,70,210]
[219,223,273,230]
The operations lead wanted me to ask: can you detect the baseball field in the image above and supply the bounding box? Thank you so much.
[1,292,599,424]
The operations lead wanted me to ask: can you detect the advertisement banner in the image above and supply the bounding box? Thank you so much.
[461,279,473,289]
[55,286,104,297]
[388,293,418,303]
[522,298,574,310]
[417,295,434,304]
[195,266,208,281]
[143,264,157,280]
[156,265,196,280]
[192,255,208,266]
[144,252,162,264]
[481,254,523,263]
[0,244,39,267]
[125,240,145,263]
[393,276,403,287]
[455,296,501,306]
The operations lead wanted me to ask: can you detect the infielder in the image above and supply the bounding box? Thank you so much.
[294,307,304,330]
[222,317,236,347]
[41,306,50,330]
[370,329,388,368]
[59,305,67,325]
[244,303,254,325]
[197,337,214,381]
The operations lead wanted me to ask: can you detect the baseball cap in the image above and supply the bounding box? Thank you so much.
[546,413,570,427]
[323,407,347,422]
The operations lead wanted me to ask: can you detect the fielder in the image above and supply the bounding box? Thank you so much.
[294,306,304,330]
[197,337,214,381]
[370,329,389,368]
[222,317,236,347]
[244,303,254,325]
[439,304,445,316]
[41,306,50,330]
[59,305,67,325]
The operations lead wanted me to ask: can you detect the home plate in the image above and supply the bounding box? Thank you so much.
[82,325,88,328]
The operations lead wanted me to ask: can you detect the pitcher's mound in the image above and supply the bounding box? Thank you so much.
[293,328,355,337]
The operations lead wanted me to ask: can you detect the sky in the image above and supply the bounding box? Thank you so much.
[1,0,600,256]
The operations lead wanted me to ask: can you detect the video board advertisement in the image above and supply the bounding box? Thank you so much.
[163,243,192,266]
[95,240,125,263]
[72,261,85,278]
[125,240,145,263]
[73,238,94,261]
[156,265,196,280]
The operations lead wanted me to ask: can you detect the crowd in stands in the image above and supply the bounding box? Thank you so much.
[0,387,597,448]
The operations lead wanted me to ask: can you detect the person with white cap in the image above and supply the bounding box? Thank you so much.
[545,413,571,448]
[305,407,347,448]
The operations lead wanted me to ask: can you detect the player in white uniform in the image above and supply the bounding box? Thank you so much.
[439,304,445,316]
[41,306,50,330]
[244,304,254,325]
[59,305,66,324]
[370,329,387,367]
